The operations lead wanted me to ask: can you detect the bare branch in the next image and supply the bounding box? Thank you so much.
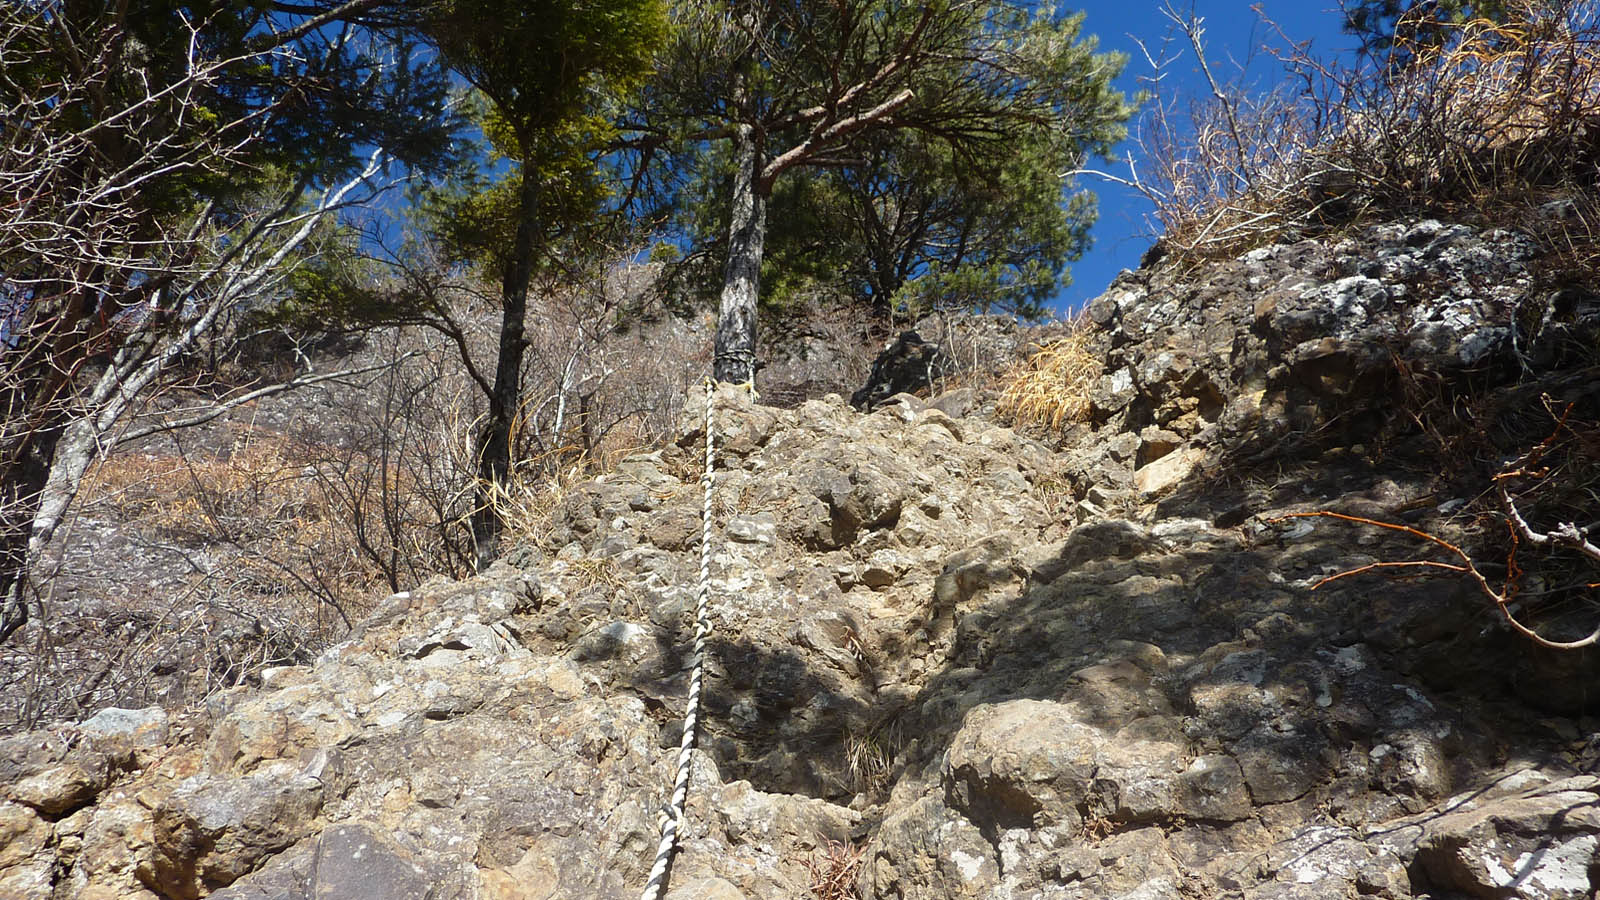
[762,88,916,186]
[1275,511,1600,650]
[112,355,417,447]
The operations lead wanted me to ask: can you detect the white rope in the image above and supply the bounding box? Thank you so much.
[638,376,717,900]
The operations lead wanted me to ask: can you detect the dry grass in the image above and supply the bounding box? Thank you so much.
[804,839,866,900]
[81,433,393,610]
[90,436,350,542]
[843,728,894,798]
[562,556,627,592]
[482,461,586,551]
[0,427,403,729]
[995,328,1101,433]
[1031,473,1078,514]
[1095,1,1600,262]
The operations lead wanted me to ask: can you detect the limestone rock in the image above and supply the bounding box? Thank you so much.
[1133,447,1205,498]
[1414,782,1600,899]
[77,706,170,748]
[1076,219,1550,459]
[3,214,1595,900]
[10,761,103,816]
[665,877,748,900]
[944,700,1099,833]
[726,513,776,544]
[0,826,54,900]
[149,771,325,897]
[865,797,998,900]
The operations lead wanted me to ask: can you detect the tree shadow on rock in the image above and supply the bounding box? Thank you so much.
[877,490,1573,843]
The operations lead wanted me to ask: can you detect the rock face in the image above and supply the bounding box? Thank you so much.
[1081,219,1600,478]
[851,331,952,410]
[4,219,1599,900]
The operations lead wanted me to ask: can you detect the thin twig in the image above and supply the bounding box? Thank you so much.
[1273,510,1600,650]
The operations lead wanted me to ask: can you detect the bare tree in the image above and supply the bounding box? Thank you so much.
[0,2,444,644]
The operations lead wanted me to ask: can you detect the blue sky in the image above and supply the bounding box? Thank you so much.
[1059,1,1365,315]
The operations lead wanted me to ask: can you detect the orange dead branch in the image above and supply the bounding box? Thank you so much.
[1494,398,1575,479]
[1272,510,1599,651]
[1271,511,1470,557]
[1494,466,1550,482]
[1309,559,1470,590]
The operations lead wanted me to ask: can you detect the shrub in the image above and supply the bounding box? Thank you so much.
[995,326,1101,433]
[1096,1,1600,260]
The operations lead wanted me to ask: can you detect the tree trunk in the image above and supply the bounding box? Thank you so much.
[714,122,767,385]
[0,293,88,646]
[0,416,64,646]
[470,169,540,569]
[1,337,146,645]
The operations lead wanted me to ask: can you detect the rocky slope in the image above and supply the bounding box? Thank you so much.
[3,219,1599,900]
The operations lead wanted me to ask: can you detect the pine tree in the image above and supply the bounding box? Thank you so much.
[629,1,1133,383]
[424,0,668,565]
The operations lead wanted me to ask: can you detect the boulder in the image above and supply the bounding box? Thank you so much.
[850,332,951,411]
[4,218,1595,900]
[1414,780,1600,899]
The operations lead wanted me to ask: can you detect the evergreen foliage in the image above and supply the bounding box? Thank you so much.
[418,0,669,563]
[628,0,1133,381]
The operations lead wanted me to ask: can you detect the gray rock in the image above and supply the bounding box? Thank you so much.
[851,332,951,411]
[865,797,998,900]
[150,772,325,897]
[944,700,1098,832]
[927,387,977,418]
[1076,218,1545,458]
[646,507,701,551]
[725,513,776,544]
[1176,755,1253,822]
[1092,367,1138,414]
[77,706,170,746]
[1232,725,1328,805]
[933,536,1018,609]
[1415,785,1600,899]
[309,823,434,900]
[9,762,103,816]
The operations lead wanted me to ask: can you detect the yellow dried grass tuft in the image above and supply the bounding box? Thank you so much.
[481,462,586,550]
[996,330,1101,432]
